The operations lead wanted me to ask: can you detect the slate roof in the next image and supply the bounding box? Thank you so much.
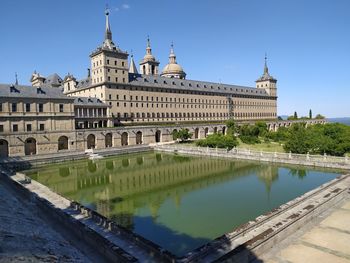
[74,97,110,107]
[43,73,63,87]
[128,74,270,97]
[0,84,73,100]
[76,77,92,89]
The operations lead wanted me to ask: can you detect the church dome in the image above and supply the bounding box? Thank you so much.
[160,44,186,79]
[162,63,185,74]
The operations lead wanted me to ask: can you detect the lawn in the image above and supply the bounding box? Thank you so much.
[236,139,286,153]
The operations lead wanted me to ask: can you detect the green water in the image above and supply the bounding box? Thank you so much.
[24,152,341,256]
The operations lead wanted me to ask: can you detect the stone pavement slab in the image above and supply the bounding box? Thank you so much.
[261,198,350,263]
[278,244,350,263]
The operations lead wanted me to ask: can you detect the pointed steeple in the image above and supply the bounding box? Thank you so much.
[146,35,152,55]
[264,53,269,76]
[139,36,159,75]
[169,42,177,64]
[15,72,18,85]
[105,7,112,41]
[129,53,138,74]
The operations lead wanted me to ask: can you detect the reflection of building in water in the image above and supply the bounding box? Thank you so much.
[256,165,279,193]
[30,153,276,227]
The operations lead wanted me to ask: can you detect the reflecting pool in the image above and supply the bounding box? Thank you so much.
[24,152,341,256]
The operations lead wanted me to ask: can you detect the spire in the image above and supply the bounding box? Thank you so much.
[129,53,138,74]
[264,53,269,75]
[15,72,18,85]
[146,35,152,55]
[169,42,177,64]
[105,6,112,41]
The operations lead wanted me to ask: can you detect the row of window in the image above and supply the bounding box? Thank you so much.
[0,123,45,133]
[93,76,126,84]
[108,94,229,104]
[0,103,64,113]
[109,101,229,110]
[116,112,231,119]
[93,59,125,68]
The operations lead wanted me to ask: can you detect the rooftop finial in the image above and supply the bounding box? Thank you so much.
[105,5,112,41]
[15,72,18,85]
[264,53,269,75]
[169,42,176,64]
[147,35,150,47]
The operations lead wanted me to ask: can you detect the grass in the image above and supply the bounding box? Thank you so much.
[236,138,285,153]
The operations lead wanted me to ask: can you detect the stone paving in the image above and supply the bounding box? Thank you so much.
[0,180,91,263]
[260,198,350,263]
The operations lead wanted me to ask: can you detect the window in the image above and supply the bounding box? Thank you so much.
[25,103,30,112]
[122,62,125,67]
[59,104,64,112]
[12,103,17,112]
[0,103,2,112]
[12,124,18,132]
[26,124,32,132]
[0,125,3,132]
[38,104,43,112]
[107,59,110,64]
[39,124,45,131]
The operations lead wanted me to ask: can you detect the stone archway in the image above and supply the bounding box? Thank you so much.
[136,131,142,145]
[222,127,226,135]
[105,133,112,148]
[214,127,218,133]
[87,134,95,149]
[25,138,36,155]
[58,136,69,151]
[194,128,199,139]
[0,139,9,158]
[121,132,128,146]
[155,130,161,143]
[204,127,209,138]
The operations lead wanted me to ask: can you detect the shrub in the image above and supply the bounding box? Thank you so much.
[196,134,238,150]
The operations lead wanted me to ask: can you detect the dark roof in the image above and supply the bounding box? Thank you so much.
[127,74,269,97]
[74,97,109,107]
[76,77,91,89]
[0,84,74,100]
[44,73,63,87]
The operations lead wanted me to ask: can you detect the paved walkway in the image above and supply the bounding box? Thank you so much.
[0,180,91,263]
[261,198,350,263]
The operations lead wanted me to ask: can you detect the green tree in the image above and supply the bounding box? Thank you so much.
[225,119,237,137]
[294,111,298,119]
[196,133,238,150]
[172,128,193,142]
[315,114,325,119]
[309,109,312,119]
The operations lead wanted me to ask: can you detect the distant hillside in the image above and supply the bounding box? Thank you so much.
[327,117,350,126]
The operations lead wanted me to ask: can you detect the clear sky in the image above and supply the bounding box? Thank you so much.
[0,0,349,117]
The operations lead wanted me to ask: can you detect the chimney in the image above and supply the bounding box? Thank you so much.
[87,68,91,78]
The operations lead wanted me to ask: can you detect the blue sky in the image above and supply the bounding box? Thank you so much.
[0,0,349,117]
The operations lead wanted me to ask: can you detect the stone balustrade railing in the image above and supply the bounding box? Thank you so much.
[154,144,350,170]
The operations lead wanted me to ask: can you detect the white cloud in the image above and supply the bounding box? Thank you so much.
[115,7,120,12]
[122,4,130,9]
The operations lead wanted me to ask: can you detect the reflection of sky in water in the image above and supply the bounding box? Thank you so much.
[25,152,341,257]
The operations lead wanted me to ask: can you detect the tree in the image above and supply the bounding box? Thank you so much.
[225,119,237,137]
[294,111,298,119]
[172,128,193,142]
[315,114,325,119]
[309,109,312,119]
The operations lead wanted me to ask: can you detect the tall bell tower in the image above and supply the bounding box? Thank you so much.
[139,37,160,75]
[256,55,277,97]
[90,8,129,85]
